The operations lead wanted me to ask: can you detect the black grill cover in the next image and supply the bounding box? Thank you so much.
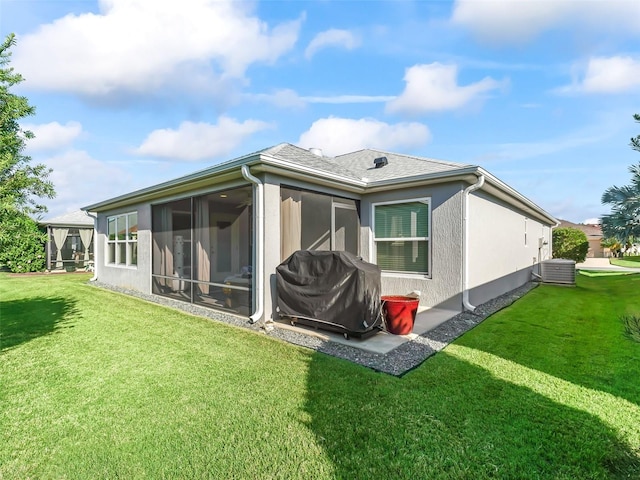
[276,250,382,335]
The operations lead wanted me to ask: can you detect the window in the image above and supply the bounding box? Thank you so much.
[373,199,430,275]
[107,212,138,266]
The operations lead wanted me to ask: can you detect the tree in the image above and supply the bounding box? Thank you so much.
[601,237,622,258]
[552,227,589,262]
[601,114,640,246]
[0,33,55,272]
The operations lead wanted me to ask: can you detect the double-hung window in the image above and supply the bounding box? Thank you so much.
[107,212,138,266]
[373,199,430,275]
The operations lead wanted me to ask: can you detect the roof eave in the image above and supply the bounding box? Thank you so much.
[256,154,367,192]
[82,154,557,227]
[362,166,481,192]
[477,167,558,225]
[83,153,369,212]
[82,154,264,212]
[364,166,557,225]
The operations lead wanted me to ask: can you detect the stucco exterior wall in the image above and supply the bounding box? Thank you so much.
[95,203,152,293]
[361,182,464,311]
[467,191,552,306]
[91,173,554,322]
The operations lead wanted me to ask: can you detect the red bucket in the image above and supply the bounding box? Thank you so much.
[381,296,419,335]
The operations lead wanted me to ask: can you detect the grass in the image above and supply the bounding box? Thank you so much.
[1,273,639,479]
[610,255,640,268]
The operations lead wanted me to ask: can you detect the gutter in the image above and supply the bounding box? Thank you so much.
[462,174,485,312]
[241,165,264,324]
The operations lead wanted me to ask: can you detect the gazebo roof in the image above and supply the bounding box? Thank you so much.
[41,210,94,228]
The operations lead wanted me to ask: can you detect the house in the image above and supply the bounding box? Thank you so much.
[40,210,95,271]
[83,143,557,325]
[557,220,608,258]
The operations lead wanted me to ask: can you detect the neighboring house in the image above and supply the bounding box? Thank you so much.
[557,220,607,258]
[40,210,95,271]
[83,143,557,324]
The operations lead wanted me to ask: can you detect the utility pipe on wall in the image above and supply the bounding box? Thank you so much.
[462,174,485,312]
[241,165,264,324]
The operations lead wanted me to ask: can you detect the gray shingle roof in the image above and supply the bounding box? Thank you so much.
[41,210,94,227]
[262,143,363,181]
[333,149,472,182]
[261,143,472,182]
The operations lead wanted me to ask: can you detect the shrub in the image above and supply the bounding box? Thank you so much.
[0,210,47,273]
[552,227,589,263]
[621,314,640,343]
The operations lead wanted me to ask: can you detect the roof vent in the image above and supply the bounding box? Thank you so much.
[309,148,323,157]
[374,156,388,168]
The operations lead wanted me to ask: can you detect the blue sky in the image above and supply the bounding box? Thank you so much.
[2,0,640,223]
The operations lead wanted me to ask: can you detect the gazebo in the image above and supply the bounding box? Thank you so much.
[40,210,95,272]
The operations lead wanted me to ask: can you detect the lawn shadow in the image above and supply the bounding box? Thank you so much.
[303,350,640,479]
[0,296,79,352]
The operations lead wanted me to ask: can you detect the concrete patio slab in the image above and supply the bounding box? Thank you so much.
[274,306,461,355]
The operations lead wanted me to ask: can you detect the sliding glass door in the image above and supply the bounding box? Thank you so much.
[280,187,359,261]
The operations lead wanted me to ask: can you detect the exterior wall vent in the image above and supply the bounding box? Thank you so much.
[540,259,576,285]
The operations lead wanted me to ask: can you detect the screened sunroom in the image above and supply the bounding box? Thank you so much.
[151,186,253,316]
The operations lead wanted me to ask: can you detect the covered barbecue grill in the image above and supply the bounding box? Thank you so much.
[276,250,382,338]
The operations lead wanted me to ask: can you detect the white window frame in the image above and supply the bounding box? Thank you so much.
[106,212,138,267]
[372,197,431,277]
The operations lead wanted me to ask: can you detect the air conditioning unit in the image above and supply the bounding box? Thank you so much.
[540,259,576,285]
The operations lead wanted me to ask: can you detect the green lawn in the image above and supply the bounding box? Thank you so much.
[610,255,640,268]
[1,273,639,479]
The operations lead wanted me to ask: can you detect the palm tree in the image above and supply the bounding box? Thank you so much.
[601,115,640,245]
[601,165,640,244]
[632,113,640,153]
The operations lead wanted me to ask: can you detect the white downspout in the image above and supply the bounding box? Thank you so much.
[462,174,485,312]
[241,165,264,324]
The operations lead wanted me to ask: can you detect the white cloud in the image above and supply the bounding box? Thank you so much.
[42,150,134,217]
[134,116,272,161]
[246,89,307,108]
[23,121,83,152]
[248,89,394,108]
[13,0,301,97]
[304,29,360,59]
[451,0,640,44]
[298,117,431,157]
[302,94,395,104]
[560,56,640,94]
[386,63,504,115]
